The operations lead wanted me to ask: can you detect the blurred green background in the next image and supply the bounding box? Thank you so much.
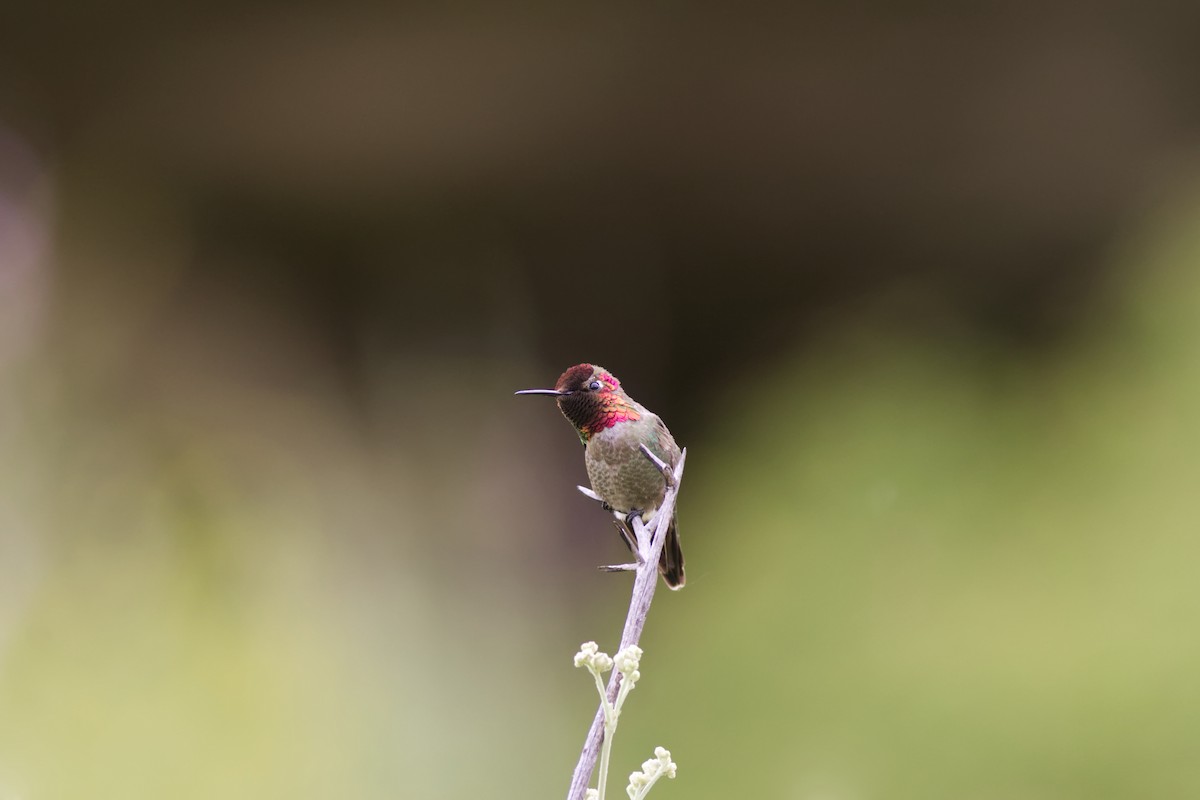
[2,3,1200,799]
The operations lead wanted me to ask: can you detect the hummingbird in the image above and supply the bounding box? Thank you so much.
[516,364,685,589]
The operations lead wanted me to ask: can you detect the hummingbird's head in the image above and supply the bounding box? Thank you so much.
[552,363,618,394]
[515,364,638,440]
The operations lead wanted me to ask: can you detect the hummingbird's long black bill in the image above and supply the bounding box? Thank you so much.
[514,388,567,396]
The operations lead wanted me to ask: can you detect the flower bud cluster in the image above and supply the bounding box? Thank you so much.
[572,642,676,800]
[574,641,614,674]
[613,645,642,685]
[625,747,677,799]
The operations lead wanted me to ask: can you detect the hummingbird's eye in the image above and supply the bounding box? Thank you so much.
[588,380,603,391]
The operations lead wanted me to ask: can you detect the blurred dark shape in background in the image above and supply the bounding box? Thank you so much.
[1,3,1199,799]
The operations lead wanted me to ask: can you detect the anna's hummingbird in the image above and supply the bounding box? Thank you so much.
[516,363,685,589]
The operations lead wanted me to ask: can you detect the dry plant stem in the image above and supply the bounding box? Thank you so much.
[566,448,687,800]
[576,489,645,569]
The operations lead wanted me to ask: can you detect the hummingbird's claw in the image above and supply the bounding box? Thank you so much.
[622,509,655,561]
[577,484,615,512]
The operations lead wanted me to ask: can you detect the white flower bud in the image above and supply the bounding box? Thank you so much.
[573,641,613,673]
[654,747,677,779]
[574,641,599,668]
[625,745,678,799]
[614,645,643,678]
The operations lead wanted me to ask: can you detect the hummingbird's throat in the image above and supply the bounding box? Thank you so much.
[559,392,642,440]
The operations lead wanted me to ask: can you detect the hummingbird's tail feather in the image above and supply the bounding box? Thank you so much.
[659,517,686,590]
[612,514,686,589]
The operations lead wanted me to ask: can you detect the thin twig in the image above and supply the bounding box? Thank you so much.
[597,563,639,573]
[637,444,675,488]
[566,448,687,800]
[577,486,606,505]
[577,488,647,564]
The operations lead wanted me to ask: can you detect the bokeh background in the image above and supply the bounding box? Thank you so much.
[3,3,1200,799]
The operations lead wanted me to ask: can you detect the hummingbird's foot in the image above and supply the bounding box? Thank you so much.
[622,509,655,559]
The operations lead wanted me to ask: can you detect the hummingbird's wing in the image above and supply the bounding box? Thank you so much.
[647,414,682,468]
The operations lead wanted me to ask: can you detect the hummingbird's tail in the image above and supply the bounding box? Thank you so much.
[613,514,686,589]
[659,517,686,590]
